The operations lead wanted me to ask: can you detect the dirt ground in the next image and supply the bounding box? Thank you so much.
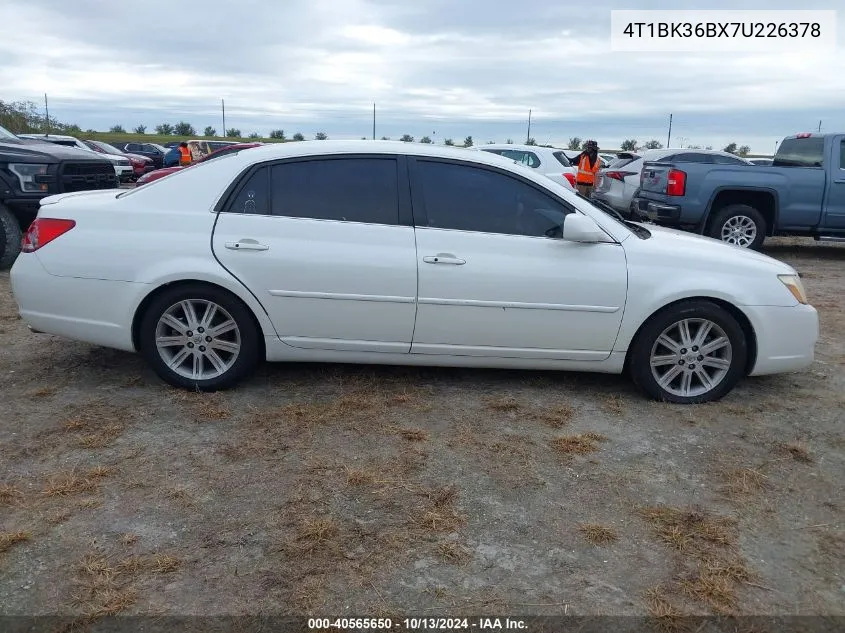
[1,237,843,629]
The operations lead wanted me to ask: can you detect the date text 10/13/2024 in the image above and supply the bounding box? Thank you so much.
[308,618,528,630]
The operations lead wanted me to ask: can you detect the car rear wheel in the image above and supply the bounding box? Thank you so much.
[629,300,748,404]
[139,284,260,391]
[0,202,23,270]
[707,204,766,250]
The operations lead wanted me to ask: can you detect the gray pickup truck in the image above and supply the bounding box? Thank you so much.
[632,132,845,249]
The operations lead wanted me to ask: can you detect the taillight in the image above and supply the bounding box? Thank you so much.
[563,173,576,186]
[666,169,686,196]
[604,171,635,181]
[21,218,76,253]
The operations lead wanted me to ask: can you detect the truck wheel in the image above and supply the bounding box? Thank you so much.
[0,202,23,270]
[707,205,766,250]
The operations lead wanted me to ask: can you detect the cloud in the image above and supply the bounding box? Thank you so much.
[1,0,842,151]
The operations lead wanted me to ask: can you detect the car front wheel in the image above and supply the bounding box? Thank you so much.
[139,284,260,391]
[629,300,748,404]
[708,204,766,250]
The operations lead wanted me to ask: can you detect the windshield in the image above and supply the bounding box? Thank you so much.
[575,192,651,239]
[0,124,19,140]
[89,140,123,155]
[150,143,168,153]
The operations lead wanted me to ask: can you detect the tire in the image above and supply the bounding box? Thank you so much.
[0,202,23,271]
[138,283,261,391]
[707,204,766,250]
[629,300,748,404]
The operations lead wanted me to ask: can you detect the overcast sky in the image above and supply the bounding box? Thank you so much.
[1,0,842,152]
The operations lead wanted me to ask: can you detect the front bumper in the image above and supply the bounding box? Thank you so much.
[742,303,818,376]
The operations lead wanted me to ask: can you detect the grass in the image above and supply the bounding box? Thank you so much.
[287,517,342,556]
[578,523,619,546]
[43,467,115,497]
[0,484,25,506]
[774,441,813,463]
[531,404,575,428]
[411,485,466,534]
[644,586,687,631]
[0,531,32,553]
[437,541,472,564]
[486,396,521,412]
[722,467,769,498]
[120,533,139,546]
[551,432,609,455]
[399,428,429,442]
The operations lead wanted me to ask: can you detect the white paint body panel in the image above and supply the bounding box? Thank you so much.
[9,141,818,383]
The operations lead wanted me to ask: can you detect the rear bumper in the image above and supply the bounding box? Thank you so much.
[742,303,818,376]
[9,253,144,352]
[634,197,682,222]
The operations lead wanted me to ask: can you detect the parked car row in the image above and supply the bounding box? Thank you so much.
[8,140,818,403]
[18,134,137,182]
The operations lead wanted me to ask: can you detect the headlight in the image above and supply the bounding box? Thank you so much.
[778,274,808,304]
[9,163,50,192]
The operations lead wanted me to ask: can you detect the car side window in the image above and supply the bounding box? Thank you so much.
[839,140,845,169]
[711,154,747,165]
[415,160,572,238]
[495,150,540,168]
[672,153,711,163]
[126,144,140,152]
[225,166,270,215]
[270,158,399,224]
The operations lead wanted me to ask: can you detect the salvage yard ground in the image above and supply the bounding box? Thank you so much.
[1,238,843,627]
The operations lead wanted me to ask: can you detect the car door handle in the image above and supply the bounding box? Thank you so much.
[225,239,269,251]
[423,254,466,265]
[834,178,845,184]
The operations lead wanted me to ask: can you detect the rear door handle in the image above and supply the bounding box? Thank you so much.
[423,254,466,265]
[225,239,269,251]
[834,179,845,184]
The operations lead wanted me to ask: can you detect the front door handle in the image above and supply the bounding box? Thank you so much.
[834,178,845,184]
[225,239,269,251]
[423,253,466,265]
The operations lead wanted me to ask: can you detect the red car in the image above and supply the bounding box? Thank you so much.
[83,140,154,179]
[135,143,264,186]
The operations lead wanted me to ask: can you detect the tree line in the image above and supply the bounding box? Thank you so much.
[0,100,756,154]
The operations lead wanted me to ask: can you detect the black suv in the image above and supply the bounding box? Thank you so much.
[0,124,117,269]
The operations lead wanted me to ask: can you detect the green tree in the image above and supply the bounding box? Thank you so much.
[133,124,147,134]
[526,137,537,146]
[0,99,44,133]
[737,145,750,157]
[225,128,241,138]
[620,139,638,151]
[723,142,738,154]
[173,121,195,136]
[420,136,432,144]
[400,134,414,142]
[444,138,454,146]
[109,124,126,134]
[63,123,82,135]
[269,129,286,140]
[292,132,305,141]
[568,137,582,150]
[315,132,328,140]
[204,126,216,136]
[248,132,261,139]
[85,128,96,135]
[463,136,473,147]
[643,139,664,149]
[155,123,174,135]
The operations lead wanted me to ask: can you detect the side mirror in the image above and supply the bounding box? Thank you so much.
[561,213,610,243]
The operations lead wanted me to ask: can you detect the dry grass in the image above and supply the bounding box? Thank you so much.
[287,517,342,556]
[77,424,125,449]
[0,484,25,506]
[48,509,73,526]
[346,468,376,486]
[437,541,472,564]
[410,485,466,534]
[639,506,736,554]
[774,441,813,463]
[26,386,57,398]
[119,533,139,546]
[399,428,429,442]
[176,391,231,421]
[43,467,114,497]
[531,404,575,428]
[272,390,390,430]
[601,395,624,415]
[551,432,609,455]
[644,586,688,631]
[0,531,32,553]
[486,396,520,412]
[722,467,769,497]
[579,523,619,546]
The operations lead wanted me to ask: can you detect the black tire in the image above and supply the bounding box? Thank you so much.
[707,204,766,250]
[0,202,23,271]
[138,283,261,391]
[629,300,748,404]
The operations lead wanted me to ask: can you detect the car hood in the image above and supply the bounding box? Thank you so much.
[635,222,796,273]
[0,139,113,164]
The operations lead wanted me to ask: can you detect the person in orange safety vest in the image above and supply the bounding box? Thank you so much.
[178,142,192,166]
[573,139,601,197]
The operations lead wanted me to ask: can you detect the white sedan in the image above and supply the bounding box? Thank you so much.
[10,141,818,404]
[474,144,577,190]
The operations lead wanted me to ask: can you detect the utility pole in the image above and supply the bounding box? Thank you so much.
[667,113,673,147]
[372,103,376,140]
[44,93,50,135]
[526,109,532,143]
[818,120,822,132]
[221,99,226,137]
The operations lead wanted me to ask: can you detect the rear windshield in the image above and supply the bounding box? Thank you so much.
[553,151,574,167]
[609,156,637,168]
[773,137,825,167]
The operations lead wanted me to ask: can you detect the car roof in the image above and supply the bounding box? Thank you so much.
[19,133,79,141]
[478,143,562,152]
